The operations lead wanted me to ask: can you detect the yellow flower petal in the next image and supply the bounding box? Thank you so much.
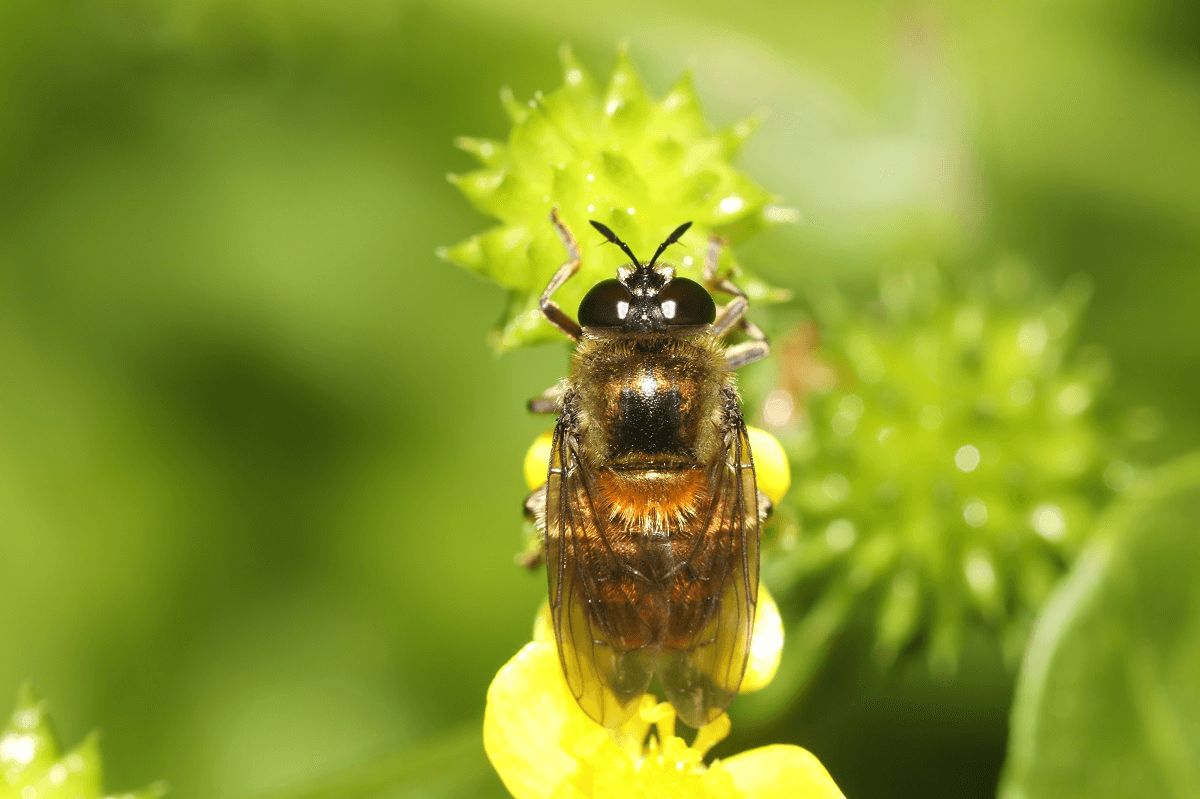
[740,584,784,693]
[747,426,790,506]
[722,745,845,799]
[533,601,555,643]
[525,430,555,491]
[486,626,845,799]
[690,713,732,758]
[484,640,587,799]
[485,638,738,799]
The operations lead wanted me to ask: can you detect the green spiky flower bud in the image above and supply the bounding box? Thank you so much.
[759,259,1120,676]
[1,685,164,799]
[441,45,793,350]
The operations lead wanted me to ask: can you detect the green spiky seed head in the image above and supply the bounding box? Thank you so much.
[1,685,165,799]
[441,45,793,350]
[761,259,1117,673]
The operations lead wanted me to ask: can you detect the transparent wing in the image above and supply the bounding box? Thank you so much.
[657,404,760,728]
[545,412,657,728]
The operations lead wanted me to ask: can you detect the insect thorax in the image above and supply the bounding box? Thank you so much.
[569,332,731,472]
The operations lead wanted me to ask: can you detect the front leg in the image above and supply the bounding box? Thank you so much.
[702,233,746,299]
[702,234,771,370]
[539,209,584,341]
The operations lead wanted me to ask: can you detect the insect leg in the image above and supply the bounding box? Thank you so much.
[712,296,748,338]
[724,337,771,370]
[702,233,745,299]
[540,208,584,342]
[518,487,547,569]
[703,234,771,369]
[529,382,567,414]
[756,490,774,523]
[713,297,770,367]
[516,548,544,570]
[705,234,746,333]
[524,485,547,523]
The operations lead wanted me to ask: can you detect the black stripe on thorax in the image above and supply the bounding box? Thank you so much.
[610,386,686,456]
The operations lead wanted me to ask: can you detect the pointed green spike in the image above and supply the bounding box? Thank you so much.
[452,168,504,204]
[762,203,802,225]
[12,681,44,721]
[663,68,697,107]
[963,547,1004,619]
[509,102,575,171]
[658,69,708,139]
[454,136,506,166]
[449,169,514,217]
[2,688,164,797]
[39,733,106,798]
[873,570,923,668]
[473,224,535,285]
[499,86,527,124]
[119,781,170,799]
[453,168,540,220]
[603,46,650,120]
[4,682,59,779]
[441,235,483,270]
[558,43,594,90]
[721,112,765,157]
[928,608,963,679]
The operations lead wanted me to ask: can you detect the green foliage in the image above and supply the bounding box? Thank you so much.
[1000,453,1200,799]
[0,686,164,799]
[441,45,792,350]
[758,260,1119,684]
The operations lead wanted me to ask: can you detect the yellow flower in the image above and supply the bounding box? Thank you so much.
[483,592,841,799]
[492,427,837,797]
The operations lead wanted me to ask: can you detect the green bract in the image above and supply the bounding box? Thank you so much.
[0,686,164,799]
[762,260,1117,676]
[441,45,792,350]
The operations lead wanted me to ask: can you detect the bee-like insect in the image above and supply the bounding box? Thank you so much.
[525,210,772,729]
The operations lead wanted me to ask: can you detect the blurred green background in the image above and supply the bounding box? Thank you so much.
[2,1,1198,797]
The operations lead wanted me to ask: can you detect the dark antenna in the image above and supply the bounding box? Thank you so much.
[648,221,693,266]
[589,220,642,266]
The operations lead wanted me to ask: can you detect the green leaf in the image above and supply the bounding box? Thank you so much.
[1000,453,1200,799]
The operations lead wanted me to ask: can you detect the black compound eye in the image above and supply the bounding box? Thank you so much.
[657,278,715,326]
[578,279,633,328]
